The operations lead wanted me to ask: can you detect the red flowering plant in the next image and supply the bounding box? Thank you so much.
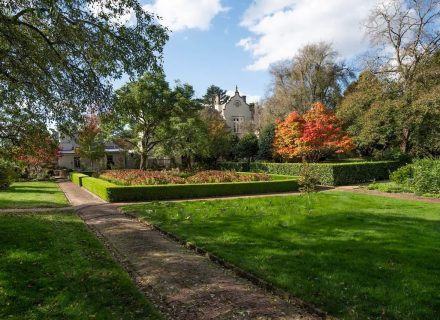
[187,170,270,184]
[100,170,270,185]
[273,102,354,162]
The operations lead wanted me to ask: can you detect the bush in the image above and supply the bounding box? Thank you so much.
[80,175,299,202]
[412,159,440,194]
[0,159,17,190]
[390,165,414,185]
[219,161,402,186]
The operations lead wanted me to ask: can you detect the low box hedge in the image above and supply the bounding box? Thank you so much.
[80,175,299,202]
[81,177,117,201]
[70,172,89,186]
[219,161,402,186]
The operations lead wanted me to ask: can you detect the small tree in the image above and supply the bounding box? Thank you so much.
[12,126,59,177]
[257,123,276,160]
[105,73,200,170]
[235,133,259,163]
[273,102,354,162]
[76,116,105,171]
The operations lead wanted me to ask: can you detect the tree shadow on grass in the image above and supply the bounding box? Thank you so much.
[0,213,159,319]
[135,201,440,320]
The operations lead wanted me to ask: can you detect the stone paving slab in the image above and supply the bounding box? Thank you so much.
[59,181,325,320]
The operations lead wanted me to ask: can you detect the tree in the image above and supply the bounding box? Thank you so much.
[76,116,106,171]
[199,85,229,108]
[257,123,276,161]
[337,52,440,158]
[196,107,237,164]
[273,102,353,162]
[11,125,59,176]
[365,0,440,153]
[0,0,168,129]
[104,72,199,169]
[260,42,353,128]
[235,133,259,163]
[159,116,209,169]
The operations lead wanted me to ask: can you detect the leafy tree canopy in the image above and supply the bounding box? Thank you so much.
[199,85,229,107]
[104,71,200,169]
[274,102,353,162]
[0,0,168,128]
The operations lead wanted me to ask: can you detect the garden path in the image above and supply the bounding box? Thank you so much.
[331,185,440,203]
[57,181,324,320]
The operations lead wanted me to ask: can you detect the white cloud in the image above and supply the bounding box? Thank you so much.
[143,0,228,32]
[238,0,379,71]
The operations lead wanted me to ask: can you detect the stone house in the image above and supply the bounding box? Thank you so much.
[214,87,256,136]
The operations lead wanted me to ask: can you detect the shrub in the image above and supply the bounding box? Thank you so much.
[412,159,440,194]
[186,171,269,183]
[80,175,298,202]
[0,159,17,190]
[390,165,414,185]
[219,161,402,186]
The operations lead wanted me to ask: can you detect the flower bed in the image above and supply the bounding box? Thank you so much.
[100,170,270,186]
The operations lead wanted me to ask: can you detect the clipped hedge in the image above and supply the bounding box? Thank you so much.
[80,175,299,202]
[70,172,90,187]
[219,161,402,186]
[81,177,117,201]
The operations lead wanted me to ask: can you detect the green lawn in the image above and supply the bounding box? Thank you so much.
[0,182,69,209]
[0,211,161,319]
[123,192,440,319]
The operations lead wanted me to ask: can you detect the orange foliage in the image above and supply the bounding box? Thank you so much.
[273,102,354,161]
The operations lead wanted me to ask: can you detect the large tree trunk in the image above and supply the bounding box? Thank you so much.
[400,128,410,154]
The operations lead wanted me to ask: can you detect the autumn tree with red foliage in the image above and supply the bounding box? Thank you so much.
[12,127,59,173]
[273,102,353,162]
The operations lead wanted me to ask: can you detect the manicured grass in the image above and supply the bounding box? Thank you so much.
[0,182,69,209]
[123,192,440,319]
[0,211,161,319]
[368,182,440,198]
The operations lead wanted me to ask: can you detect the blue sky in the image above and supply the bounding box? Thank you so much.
[161,0,267,101]
[117,0,383,101]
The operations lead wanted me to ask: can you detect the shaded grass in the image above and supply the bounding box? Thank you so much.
[0,182,69,209]
[0,211,161,319]
[123,192,440,320]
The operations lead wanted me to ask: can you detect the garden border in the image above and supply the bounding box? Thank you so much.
[73,174,299,202]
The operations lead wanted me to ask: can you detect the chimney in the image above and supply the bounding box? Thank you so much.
[214,94,220,106]
[242,95,246,103]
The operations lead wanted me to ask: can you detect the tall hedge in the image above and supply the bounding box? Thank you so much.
[219,161,402,186]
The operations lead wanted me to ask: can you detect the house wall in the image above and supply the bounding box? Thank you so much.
[217,90,253,136]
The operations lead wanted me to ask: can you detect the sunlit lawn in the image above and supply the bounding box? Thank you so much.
[123,192,440,319]
[0,181,68,209]
[0,211,161,319]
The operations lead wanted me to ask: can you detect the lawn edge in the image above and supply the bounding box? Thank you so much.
[120,207,330,320]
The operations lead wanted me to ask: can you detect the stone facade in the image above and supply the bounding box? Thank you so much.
[215,87,255,136]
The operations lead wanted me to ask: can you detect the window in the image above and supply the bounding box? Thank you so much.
[74,157,81,169]
[232,116,244,133]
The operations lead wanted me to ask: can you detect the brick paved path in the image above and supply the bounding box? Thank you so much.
[58,182,324,320]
